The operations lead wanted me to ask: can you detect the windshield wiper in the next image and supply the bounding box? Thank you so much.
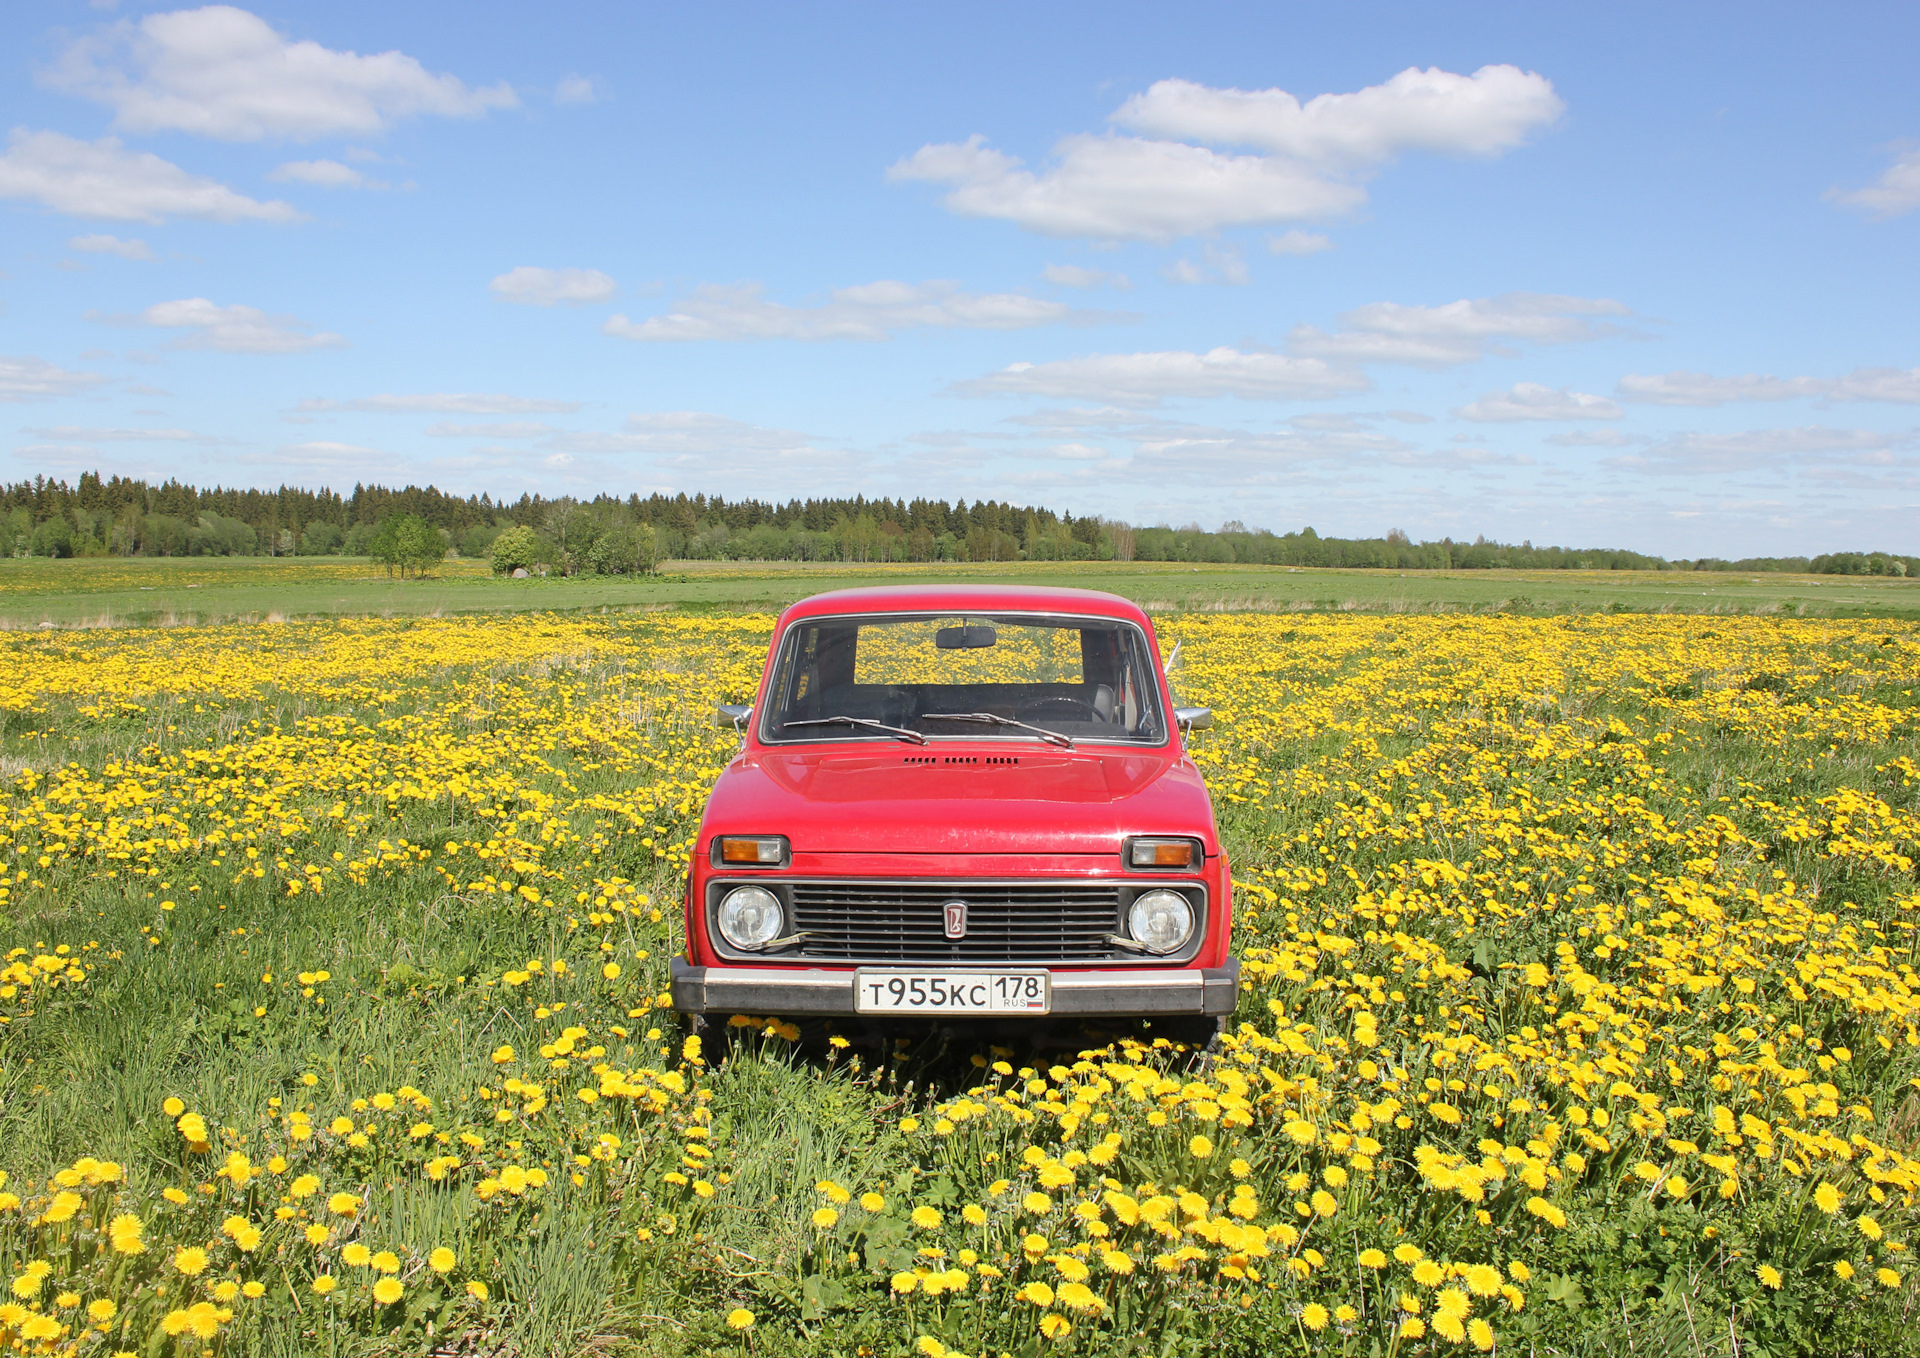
[781,715,928,745]
[922,711,1075,749]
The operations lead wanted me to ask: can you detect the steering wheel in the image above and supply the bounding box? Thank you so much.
[1016,695,1096,722]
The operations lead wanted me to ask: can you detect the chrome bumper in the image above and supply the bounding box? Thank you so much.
[670,956,1241,1018]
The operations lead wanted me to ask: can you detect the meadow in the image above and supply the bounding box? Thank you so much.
[3,555,1920,629]
[0,607,1915,1356]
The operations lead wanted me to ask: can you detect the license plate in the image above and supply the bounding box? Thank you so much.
[853,969,1051,1015]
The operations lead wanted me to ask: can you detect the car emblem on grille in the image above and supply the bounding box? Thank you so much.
[942,899,968,940]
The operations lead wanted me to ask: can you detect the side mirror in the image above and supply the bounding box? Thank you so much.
[714,703,753,731]
[1174,707,1212,732]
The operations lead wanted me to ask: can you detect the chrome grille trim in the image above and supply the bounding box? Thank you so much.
[705,877,1206,966]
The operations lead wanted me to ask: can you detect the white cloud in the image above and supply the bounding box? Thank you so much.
[1267,229,1333,255]
[604,280,1086,342]
[890,131,1364,241]
[1831,368,1920,403]
[544,411,867,480]
[1043,263,1130,289]
[269,158,380,189]
[998,406,1418,484]
[1457,382,1622,422]
[1288,292,1629,367]
[45,4,517,141]
[490,266,617,307]
[1547,428,1644,447]
[554,74,597,105]
[69,232,153,258]
[423,421,552,438]
[296,392,581,414]
[1828,147,1920,220]
[1618,367,1920,406]
[889,64,1560,241]
[27,424,209,441]
[1115,66,1562,159]
[0,129,299,223]
[952,348,1369,405]
[260,440,389,470]
[130,297,345,353]
[1616,370,1826,405]
[0,355,107,402]
[1161,243,1248,286]
[1610,426,1909,477]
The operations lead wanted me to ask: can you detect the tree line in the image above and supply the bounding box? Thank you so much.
[0,472,1911,578]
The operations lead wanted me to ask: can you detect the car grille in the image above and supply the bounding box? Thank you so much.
[787,881,1122,963]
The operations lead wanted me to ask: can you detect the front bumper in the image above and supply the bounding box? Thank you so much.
[670,956,1241,1018]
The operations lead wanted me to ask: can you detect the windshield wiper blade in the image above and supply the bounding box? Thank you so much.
[922,711,1075,748]
[781,715,928,745]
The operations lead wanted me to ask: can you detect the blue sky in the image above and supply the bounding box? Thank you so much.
[1,1,1915,556]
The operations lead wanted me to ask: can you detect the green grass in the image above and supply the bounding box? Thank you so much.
[4,554,1919,628]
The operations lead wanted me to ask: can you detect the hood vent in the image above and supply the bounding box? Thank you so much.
[901,755,1020,767]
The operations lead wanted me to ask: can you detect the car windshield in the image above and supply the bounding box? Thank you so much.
[760,613,1167,746]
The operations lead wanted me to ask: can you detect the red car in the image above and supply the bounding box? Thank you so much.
[671,584,1238,1038]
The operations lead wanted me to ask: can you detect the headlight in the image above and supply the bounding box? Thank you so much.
[717,885,784,949]
[1127,889,1195,955]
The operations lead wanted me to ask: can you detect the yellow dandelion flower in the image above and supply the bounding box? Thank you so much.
[1814,1182,1843,1214]
[860,1192,886,1212]
[812,1207,840,1229]
[173,1246,208,1276]
[373,1278,403,1305]
[1879,1268,1902,1288]
[312,1275,337,1296]
[1757,1265,1783,1290]
[1359,1249,1387,1269]
[342,1243,372,1268]
[467,1280,490,1301]
[1300,1302,1329,1330]
[1020,1281,1055,1307]
[910,1205,942,1229]
[1469,1318,1496,1351]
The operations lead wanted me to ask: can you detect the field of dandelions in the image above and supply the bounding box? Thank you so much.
[0,610,1915,1357]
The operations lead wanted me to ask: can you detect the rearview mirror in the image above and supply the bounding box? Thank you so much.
[935,624,997,650]
[1174,707,1212,732]
[714,703,753,730]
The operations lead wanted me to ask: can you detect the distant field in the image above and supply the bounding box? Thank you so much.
[3,554,1918,626]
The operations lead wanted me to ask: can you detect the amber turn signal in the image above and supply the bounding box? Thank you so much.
[1128,837,1199,869]
[716,835,787,865]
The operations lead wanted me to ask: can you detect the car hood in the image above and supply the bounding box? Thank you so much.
[705,746,1216,855]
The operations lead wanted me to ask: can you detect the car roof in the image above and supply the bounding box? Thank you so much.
[778,583,1148,624]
